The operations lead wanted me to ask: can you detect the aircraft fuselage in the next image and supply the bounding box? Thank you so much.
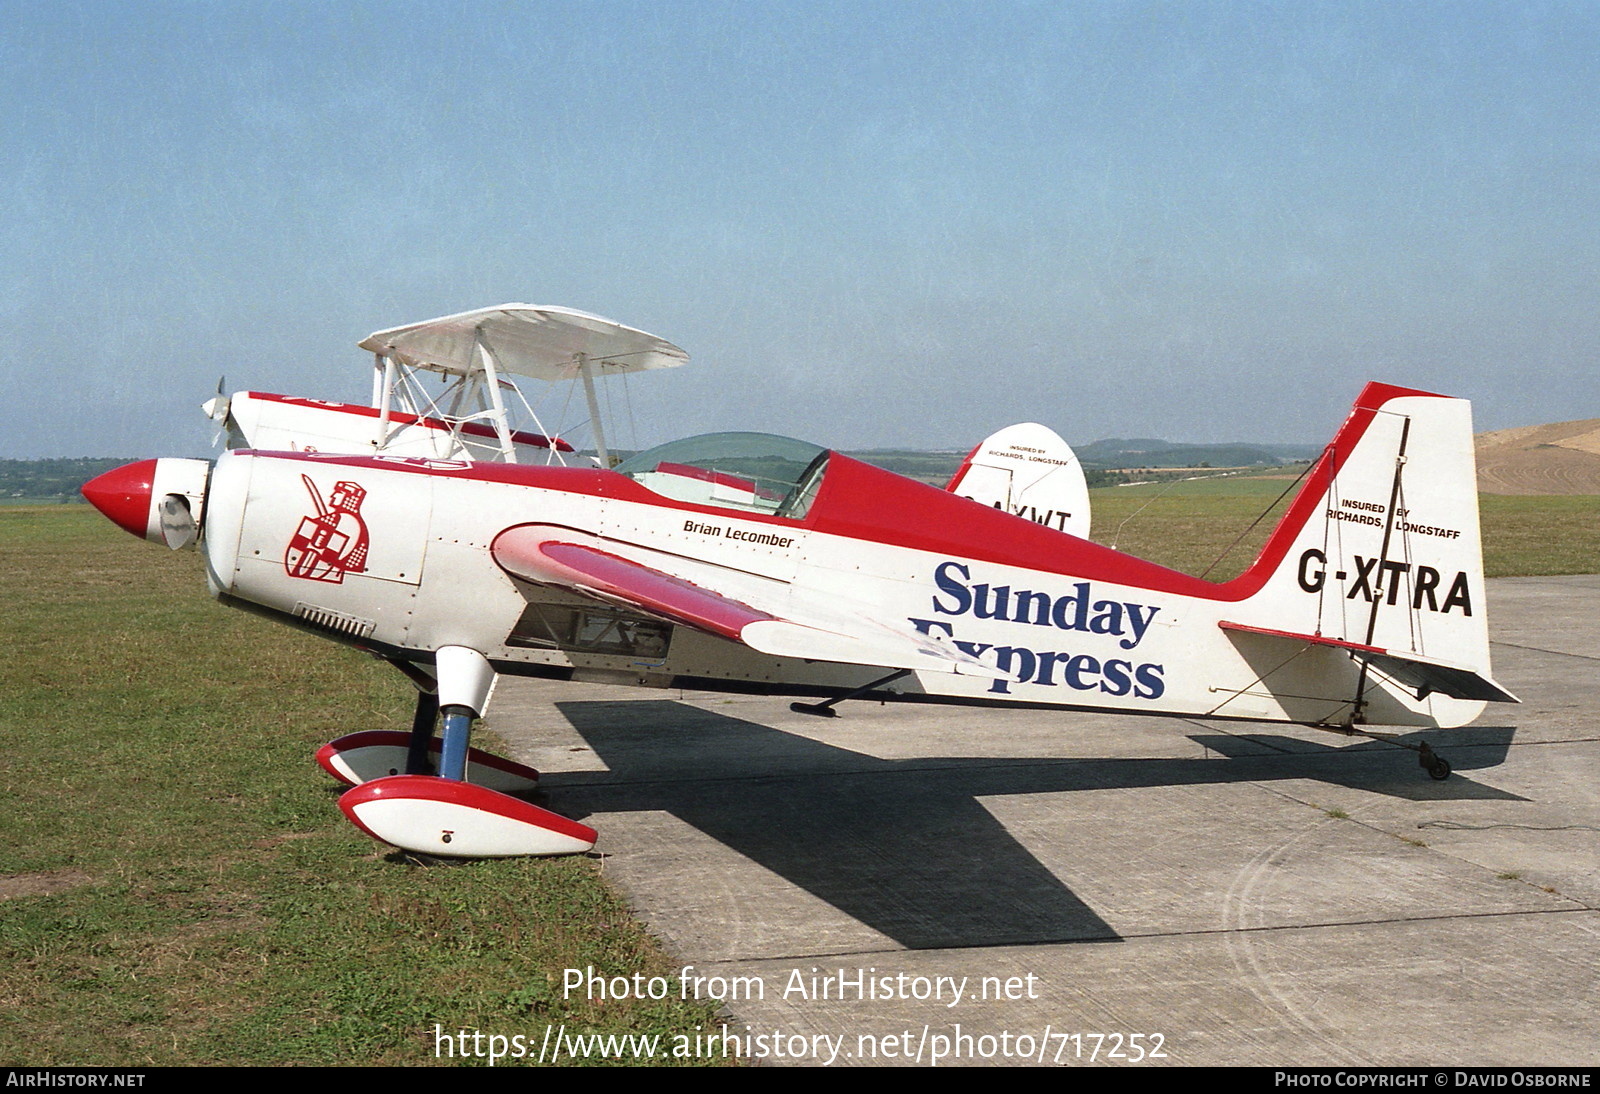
[201,423,1486,731]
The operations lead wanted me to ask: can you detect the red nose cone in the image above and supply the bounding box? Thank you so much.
[82,460,158,540]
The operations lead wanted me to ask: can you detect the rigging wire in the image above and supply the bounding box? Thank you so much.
[1107,476,1190,552]
[1196,458,1319,580]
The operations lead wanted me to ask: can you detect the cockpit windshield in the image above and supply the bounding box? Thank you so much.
[613,432,830,520]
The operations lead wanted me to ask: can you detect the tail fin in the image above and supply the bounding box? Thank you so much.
[947,423,1091,538]
[1226,383,1514,726]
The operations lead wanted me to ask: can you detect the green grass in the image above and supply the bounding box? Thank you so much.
[1091,474,1599,579]
[0,508,723,1066]
[1478,495,1600,577]
[1090,473,1306,579]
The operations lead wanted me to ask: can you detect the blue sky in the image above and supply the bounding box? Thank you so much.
[3,1,1595,457]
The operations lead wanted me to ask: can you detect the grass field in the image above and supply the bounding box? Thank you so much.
[1,493,1593,1065]
[0,508,723,1066]
[1091,473,1600,579]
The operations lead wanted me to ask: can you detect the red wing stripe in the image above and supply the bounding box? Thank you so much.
[491,529,775,640]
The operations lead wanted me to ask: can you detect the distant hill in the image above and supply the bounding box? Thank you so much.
[841,440,1319,488]
[1073,438,1320,470]
[9,421,1595,501]
[839,448,966,484]
[1476,418,1600,495]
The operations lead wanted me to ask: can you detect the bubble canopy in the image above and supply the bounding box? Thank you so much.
[613,432,830,520]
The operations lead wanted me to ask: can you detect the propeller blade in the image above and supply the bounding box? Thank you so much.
[202,376,231,447]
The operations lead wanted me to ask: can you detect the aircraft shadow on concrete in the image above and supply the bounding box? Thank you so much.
[543,700,1519,951]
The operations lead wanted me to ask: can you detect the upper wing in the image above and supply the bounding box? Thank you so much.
[491,525,1008,679]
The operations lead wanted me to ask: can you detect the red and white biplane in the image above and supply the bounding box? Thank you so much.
[83,304,1517,858]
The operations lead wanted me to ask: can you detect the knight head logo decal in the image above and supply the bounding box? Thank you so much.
[285,474,370,583]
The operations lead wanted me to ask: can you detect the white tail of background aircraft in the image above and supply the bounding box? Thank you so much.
[947,422,1091,538]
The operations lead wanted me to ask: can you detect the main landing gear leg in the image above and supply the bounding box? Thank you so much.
[315,658,540,792]
[406,689,440,776]
[331,648,597,857]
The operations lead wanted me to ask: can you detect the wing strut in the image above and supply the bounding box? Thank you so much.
[579,352,609,467]
[475,328,518,463]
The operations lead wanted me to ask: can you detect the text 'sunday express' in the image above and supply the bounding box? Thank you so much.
[911,561,1165,698]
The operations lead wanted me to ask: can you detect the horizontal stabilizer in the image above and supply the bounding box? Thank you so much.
[1219,621,1519,704]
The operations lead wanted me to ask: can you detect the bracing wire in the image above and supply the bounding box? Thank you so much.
[1197,458,1319,580]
